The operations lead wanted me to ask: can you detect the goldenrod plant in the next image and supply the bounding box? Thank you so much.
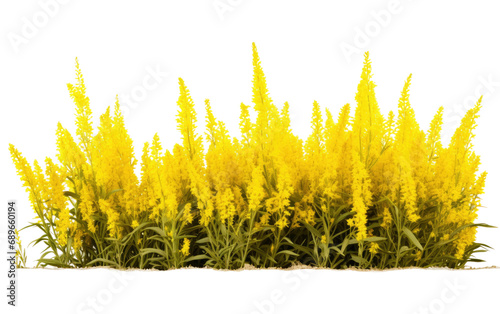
[15,230,28,268]
[10,44,494,269]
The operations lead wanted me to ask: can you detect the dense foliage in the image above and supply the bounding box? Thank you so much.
[10,44,493,269]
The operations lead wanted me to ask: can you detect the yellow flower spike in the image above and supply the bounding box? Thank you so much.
[304,100,326,203]
[369,242,380,254]
[181,239,191,256]
[349,152,372,241]
[99,199,119,238]
[353,52,384,166]
[205,99,218,145]
[239,102,253,147]
[450,96,482,158]
[280,101,291,131]
[9,145,40,210]
[396,74,419,145]
[328,104,352,197]
[45,157,70,245]
[265,160,293,217]
[391,74,422,222]
[73,229,84,251]
[80,182,96,233]
[324,108,334,135]
[381,206,392,229]
[216,188,236,225]
[321,235,327,244]
[251,43,280,159]
[247,163,266,212]
[67,58,93,152]
[177,78,203,163]
[56,123,86,171]
[426,106,444,160]
[251,43,275,119]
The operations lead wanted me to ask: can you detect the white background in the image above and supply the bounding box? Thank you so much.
[1,0,499,313]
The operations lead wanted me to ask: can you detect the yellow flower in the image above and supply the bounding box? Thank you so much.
[183,203,193,224]
[247,164,266,212]
[73,229,84,251]
[381,206,392,229]
[348,152,372,241]
[99,199,119,238]
[45,158,69,246]
[181,239,190,256]
[275,209,291,230]
[80,182,96,233]
[415,250,422,261]
[239,103,253,146]
[216,188,236,225]
[321,235,327,244]
[352,52,385,166]
[369,242,380,254]
[9,45,490,270]
[177,78,203,163]
[67,58,93,151]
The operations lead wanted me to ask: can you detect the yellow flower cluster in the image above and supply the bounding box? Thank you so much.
[10,46,490,269]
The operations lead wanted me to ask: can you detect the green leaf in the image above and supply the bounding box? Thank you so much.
[364,236,387,242]
[106,189,124,198]
[121,222,152,243]
[403,227,423,250]
[351,254,368,265]
[399,246,410,254]
[184,254,209,263]
[302,222,321,238]
[330,246,344,257]
[196,237,211,244]
[140,248,167,258]
[450,223,496,237]
[63,191,80,200]
[347,238,358,245]
[340,237,349,255]
[145,227,167,238]
[276,250,299,257]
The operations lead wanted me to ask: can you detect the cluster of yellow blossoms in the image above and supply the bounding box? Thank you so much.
[10,45,489,269]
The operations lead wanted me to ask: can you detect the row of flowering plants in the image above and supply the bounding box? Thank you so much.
[10,44,494,270]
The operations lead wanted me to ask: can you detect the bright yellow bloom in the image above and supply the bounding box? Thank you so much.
[353,52,385,168]
[80,182,96,233]
[181,239,190,256]
[177,78,203,164]
[99,199,119,238]
[10,45,489,269]
[67,58,93,153]
[321,235,327,244]
[45,158,70,245]
[247,164,266,212]
[348,152,372,241]
[381,206,392,229]
[369,242,380,254]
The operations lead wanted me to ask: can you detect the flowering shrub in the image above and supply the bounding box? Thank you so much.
[10,44,493,269]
